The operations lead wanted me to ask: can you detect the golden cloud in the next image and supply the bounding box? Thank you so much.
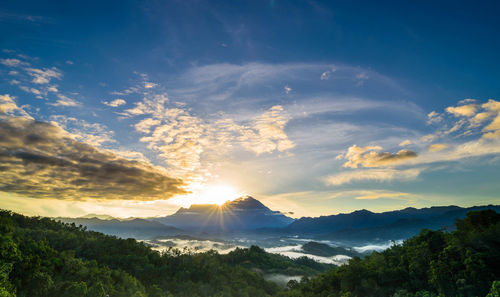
[0,115,186,201]
[428,143,449,152]
[354,191,410,200]
[238,105,295,154]
[446,103,477,117]
[340,144,417,168]
[125,89,296,176]
[399,139,412,147]
[325,168,421,186]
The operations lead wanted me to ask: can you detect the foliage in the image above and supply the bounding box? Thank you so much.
[0,210,316,297]
[224,245,332,276]
[1,209,499,296]
[300,241,360,258]
[279,210,500,297]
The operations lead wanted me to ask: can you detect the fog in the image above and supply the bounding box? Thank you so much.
[264,245,352,265]
[147,238,243,254]
[353,240,404,253]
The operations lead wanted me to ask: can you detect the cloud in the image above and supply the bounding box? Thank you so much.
[25,67,62,84]
[123,93,208,174]
[49,115,115,147]
[0,94,32,119]
[47,86,58,93]
[382,99,500,166]
[481,99,500,139]
[144,82,157,89]
[110,87,139,96]
[427,111,443,124]
[428,143,449,152]
[324,168,421,186]
[429,99,500,140]
[399,139,412,146]
[135,118,162,133]
[446,103,477,117]
[124,90,296,176]
[102,98,126,107]
[0,58,28,67]
[238,105,295,154]
[0,114,186,201]
[19,86,42,97]
[356,72,368,79]
[173,62,397,103]
[123,94,170,117]
[354,191,410,200]
[50,94,81,107]
[339,144,417,168]
[355,72,369,86]
[329,99,500,186]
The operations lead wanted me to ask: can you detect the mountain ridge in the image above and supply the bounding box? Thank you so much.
[153,196,295,231]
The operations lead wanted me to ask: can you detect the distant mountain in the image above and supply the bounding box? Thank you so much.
[153,196,294,231]
[286,205,500,244]
[57,217,182,239]
[78,213,116,220]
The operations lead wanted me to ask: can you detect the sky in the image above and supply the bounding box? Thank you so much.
[1,0,500,218]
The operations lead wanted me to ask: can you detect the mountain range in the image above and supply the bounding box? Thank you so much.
[56,217,181,239]
[57,196,500,245]
[289,204,500,243]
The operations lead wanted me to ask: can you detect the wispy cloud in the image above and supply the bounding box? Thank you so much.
[325,168,422,186]
[354,190,410,200]
[428,143,449,152]
[0,58,28,67]
[25,67,62,84]
[102,98,126,107]
[327,98,500,186]
[50,94,81,107]
[49,115,115,147]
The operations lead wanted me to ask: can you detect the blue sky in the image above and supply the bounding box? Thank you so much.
[0,0,499,218]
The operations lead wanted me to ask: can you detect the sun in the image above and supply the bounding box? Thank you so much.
[196,185,241,205]
[169,184,243,207]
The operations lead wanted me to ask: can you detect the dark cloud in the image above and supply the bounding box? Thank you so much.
[0,116,187,200]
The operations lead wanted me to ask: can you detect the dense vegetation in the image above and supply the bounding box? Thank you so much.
[0,210,327,297]
[301,242,360,258]
[280,210,500,297]
[1,209,499,296]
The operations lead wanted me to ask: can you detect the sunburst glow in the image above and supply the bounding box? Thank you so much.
[169,184,243,207]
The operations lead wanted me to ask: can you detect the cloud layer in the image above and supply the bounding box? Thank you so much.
[328,99,500,186]
[0,99,186,201]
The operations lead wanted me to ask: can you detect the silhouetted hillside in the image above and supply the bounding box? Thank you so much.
[154,196,294,231]
[285,205,500,241]
[56,217,182,239]
[281,210,500,297]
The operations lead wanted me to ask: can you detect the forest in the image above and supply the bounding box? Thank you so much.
[1,209,499,297]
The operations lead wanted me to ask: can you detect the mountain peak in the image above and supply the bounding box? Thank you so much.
[156,196,294,230]
[223,196,268,210]
[79,213,115,220]
[352,209,373,215]
[175,204,219,214]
